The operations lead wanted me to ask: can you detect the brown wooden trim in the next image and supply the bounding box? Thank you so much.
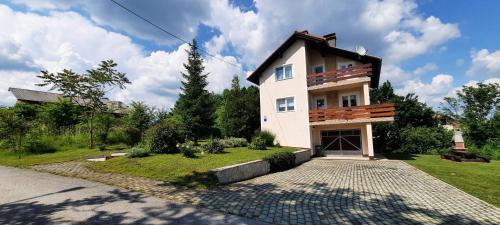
[309,103,395,122]
[306,63,372,87]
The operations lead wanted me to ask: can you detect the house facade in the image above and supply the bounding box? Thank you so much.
[247,31,395,159]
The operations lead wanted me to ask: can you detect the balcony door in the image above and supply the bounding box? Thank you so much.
[321,129,362,155]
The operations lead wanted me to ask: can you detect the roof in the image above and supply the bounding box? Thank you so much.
[9,87,64,103]
[246,31,382,88]
[8,87,128,114]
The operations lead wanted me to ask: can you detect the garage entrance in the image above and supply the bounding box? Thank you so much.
[321,129,362,155]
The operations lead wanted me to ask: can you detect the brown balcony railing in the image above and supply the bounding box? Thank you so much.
[309,103,395,122]
[307,63,372,87]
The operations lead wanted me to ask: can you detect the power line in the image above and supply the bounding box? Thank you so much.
[109,0,241,68]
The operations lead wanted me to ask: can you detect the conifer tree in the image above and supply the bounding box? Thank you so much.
[173,40,214,143]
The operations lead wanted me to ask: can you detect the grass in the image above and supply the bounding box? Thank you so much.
[387,154,500,207]
[88,147,297,188]
[0,144,126,168]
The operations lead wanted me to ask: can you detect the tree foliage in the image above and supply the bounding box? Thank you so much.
[370,81,437,152]
[216,76,260,139]
[172,40,214,142]
[37,59,130,148]
[446,82,500,146]
[0,108,30,156]
[127,101,154,138]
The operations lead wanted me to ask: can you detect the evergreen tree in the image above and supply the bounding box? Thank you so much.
[173,40,214,143]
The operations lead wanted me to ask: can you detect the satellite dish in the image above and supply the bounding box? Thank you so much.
[355,45,367,56]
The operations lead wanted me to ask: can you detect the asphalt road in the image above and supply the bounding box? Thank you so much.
[0,165,267,225]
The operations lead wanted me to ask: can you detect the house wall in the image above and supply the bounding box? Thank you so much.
[259,40,311,148]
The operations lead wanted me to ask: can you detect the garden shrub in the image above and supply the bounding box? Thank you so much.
[468,138,500,160]
[22,130,57,154]
[124,127,142,147]
[148,123,184,154]
[107,128,127,144]
[179,141,198,158]
[127,147,150,158]
[249,136,267,150]
[264,152,296,172]
[398,127,452,154]
[220,137,248,148]
[202,139,225,154]
[259,130,275,146]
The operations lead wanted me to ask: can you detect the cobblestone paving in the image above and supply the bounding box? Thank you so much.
[33,159,500,225]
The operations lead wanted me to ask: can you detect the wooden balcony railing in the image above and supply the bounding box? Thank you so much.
[309,103,395,122]
[307,63,372,87]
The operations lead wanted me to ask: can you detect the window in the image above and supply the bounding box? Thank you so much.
[277,97,295,112]
[315,98,325,109]
[275,64,292,80]
[341,94,358,107]
[339,63,353,70]
[314,65,324,74]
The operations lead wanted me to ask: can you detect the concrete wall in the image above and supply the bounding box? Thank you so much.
[294,149,312,165]
[211,160,270,184]
[259,40,311,148]
[212,149,312,184]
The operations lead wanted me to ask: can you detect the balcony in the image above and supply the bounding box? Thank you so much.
[309,103,395,125]
[307,63,372,88]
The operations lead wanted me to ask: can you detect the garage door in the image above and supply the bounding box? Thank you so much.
[321,129,362,153]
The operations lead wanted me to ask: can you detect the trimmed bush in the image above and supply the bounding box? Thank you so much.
[398,127,452,154]
[127,147,150,158]
[179,141,198,158]
[264,152,296,172]
[148,123,184,154]
[202,139,225,154]
[249,136,267,150]
[220,137,248,148]
[259,130,275,146]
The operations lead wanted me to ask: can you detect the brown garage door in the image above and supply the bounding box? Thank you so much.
[321,129,361,154]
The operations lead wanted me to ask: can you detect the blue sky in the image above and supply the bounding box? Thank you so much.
[0,0,498,108]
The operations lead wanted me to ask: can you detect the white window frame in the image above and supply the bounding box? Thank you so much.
[337,61,355,70]
[275,64,293,81]
[313,64,325,74]
[338,91,360,107]
[276,97,295,112]
[314,96,327,109]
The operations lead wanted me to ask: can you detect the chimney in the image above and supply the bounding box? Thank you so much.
[323,32,336,47]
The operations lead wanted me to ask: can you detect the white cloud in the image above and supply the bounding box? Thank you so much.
[0,4,243,108]
[456,58,465,66]
[11,0,210,45]
[466,49,500,78]
[413,63,438,75]
[384,16,460,62]
[396,74,454,106]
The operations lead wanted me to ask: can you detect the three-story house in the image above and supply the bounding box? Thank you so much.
[247,31,395,159]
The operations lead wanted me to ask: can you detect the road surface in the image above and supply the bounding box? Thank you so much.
[0,165,267,225]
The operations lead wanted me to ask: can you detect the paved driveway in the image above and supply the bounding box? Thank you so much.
[0,166,266,225]
[202,159,500,224]
[32,159,500,225]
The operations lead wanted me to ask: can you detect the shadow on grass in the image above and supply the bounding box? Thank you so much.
[170,171,218,189]
[384,153,419,160]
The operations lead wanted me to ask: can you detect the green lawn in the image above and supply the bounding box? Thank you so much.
[388,154,500,207]
[0,145,127,168]
[0,148,113,168]
[89,147,297,188]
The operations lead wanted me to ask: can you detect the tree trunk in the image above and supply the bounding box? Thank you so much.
[89,113,94,149]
